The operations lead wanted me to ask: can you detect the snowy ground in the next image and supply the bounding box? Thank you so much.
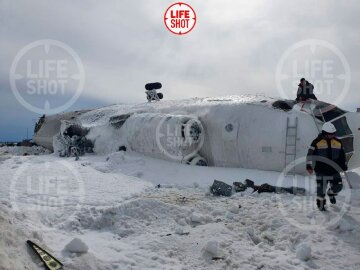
[0,145,51,156]
[1,148,360,269]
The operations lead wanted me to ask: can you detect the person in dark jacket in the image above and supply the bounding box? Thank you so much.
[296,78,317,102]
[306,122,347,211]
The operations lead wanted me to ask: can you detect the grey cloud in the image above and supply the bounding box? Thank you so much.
[1,0,360,114]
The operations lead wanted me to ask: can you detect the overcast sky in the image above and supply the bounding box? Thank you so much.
[1,0,360,141]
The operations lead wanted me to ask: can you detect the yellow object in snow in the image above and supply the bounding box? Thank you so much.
[27,240,63,270]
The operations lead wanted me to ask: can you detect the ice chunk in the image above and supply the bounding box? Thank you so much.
[203,240,219,257]
[63,238,89,254]
[339,220,354,232]
[296,243,311,261]
[229,205,240,214]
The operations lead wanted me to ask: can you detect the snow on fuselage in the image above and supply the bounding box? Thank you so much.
[33,95,360,174]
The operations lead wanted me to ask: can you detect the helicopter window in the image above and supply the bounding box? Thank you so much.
[309,101,346,122]
[272,100,295,111]
[332,117,352,137]
[109,114,131,129]
[312,109,324,121]
[339,136,354,153]
[321,107,347,122]
[225,124,234,132]
[262,146,272,153]
[310,102,347,122]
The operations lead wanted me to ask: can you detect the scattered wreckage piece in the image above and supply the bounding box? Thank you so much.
[210,180,233,197]
[210,179,305,197]
[233,181,247,192]
[252,183,306,195]
[27,240,63,270]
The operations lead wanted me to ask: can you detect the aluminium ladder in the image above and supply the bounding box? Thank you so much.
[284,117,298,176]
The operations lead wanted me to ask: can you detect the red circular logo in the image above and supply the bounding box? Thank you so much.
[164,2,197,35]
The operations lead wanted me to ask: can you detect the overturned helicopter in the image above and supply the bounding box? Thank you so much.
[33,93,360,174]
